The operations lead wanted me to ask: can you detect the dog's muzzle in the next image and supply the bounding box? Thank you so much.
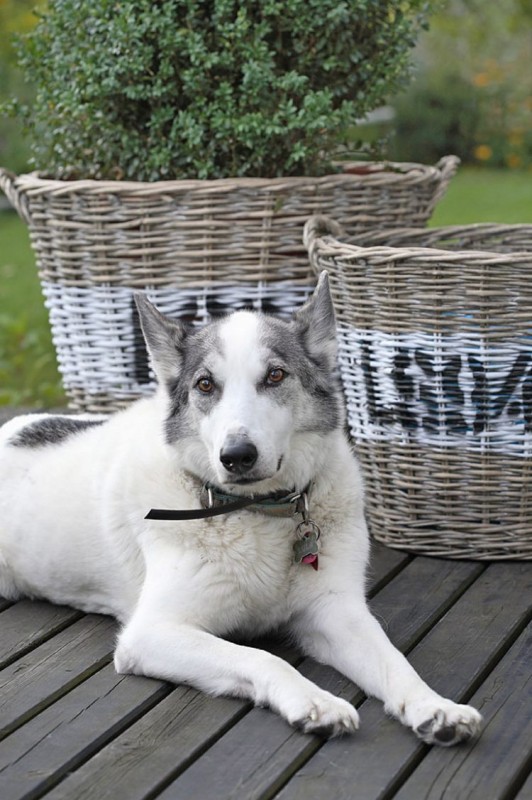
[219,435,258,476]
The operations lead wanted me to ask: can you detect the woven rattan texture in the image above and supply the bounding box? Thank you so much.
[0,158,457,412]
[305,217,532,559]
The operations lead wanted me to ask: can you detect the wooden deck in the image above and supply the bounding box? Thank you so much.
[1,413,531,799]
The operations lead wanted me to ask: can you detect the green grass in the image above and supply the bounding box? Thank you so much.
[430,167,532,226]
[0,212,65,407]
[0,166,531,408]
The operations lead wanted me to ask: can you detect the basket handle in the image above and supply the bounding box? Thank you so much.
[428,155,460,214]
[0,168,31,224]
[303,215,346,278]
[303,214,344,250]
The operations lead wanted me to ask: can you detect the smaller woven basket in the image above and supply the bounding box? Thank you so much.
[304,216,532,560]
[0,157,457,412]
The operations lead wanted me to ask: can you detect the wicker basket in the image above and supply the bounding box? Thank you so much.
[304,216,532,560]
[0,158,458,412]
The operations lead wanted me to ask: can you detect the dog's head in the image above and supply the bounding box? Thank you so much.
[135,272,344,493]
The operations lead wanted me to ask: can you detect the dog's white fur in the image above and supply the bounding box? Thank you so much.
[0,276,481,743]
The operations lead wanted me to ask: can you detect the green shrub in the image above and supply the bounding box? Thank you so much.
[390,65,532,169]
[390,73,481,164]
[10,0,433,180]
[391,0,532,169]
[0,0,45,173]
[468,58,532,169]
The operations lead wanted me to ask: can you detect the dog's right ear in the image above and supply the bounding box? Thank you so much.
[292,271,337,371]
[134,293,187,385]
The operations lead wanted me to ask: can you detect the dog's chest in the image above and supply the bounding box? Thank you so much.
[187,513,297,633]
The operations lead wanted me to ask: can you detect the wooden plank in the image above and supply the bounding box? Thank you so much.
[275,562,532,800]
[392,622,532,800]
[43,637,301,800]
[45,687,250,800]
[515,768,532,799]
[0,664,169,800]
[0,600,82,668]
[365,543,411,597]
[0,615,116,738]
[148,557,483,800]
[2,622,300,799]
[367,558,484,652]
[45,638,300,800]
[37,545,411,800]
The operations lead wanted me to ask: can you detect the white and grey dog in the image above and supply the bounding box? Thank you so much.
[0,273,481,744]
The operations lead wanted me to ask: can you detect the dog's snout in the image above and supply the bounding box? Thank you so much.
[219,437,258,475]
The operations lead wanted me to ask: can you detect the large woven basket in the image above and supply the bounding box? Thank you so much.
[0,158,458,412]
[304,216,532,560]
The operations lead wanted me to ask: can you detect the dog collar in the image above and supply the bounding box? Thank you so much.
[145,482,320,570]
[199,483,311,518]
[145,483,311,520]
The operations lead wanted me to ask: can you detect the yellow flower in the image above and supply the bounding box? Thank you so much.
[474,145,493,161]
[472,73,491,88]
[506,154,523,169]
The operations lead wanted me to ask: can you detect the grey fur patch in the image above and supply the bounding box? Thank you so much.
[261,316,344,433]
[9,417,106,448]
[165,322,224,443]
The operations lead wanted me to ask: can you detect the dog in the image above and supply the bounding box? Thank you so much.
[0,273,481,744]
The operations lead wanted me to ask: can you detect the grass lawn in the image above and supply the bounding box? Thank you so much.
[0,212,65,407]
[0,166,531,408]
[429,167,532,225]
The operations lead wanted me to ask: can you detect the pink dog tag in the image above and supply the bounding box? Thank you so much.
[293,528,320,570]
[301,552,319,570]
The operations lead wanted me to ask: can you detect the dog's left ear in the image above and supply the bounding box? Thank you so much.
[134,293,187,385]
[293,271,337,369]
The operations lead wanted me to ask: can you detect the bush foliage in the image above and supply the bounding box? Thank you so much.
[12,0,432,180]
[0,0,44,173]
[391,73,481,164]
[391,0,532,168]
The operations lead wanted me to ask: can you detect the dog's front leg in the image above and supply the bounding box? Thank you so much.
[291,593,482,746]
[114,616,359,737]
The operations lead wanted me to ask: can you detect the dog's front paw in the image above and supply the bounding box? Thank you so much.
[290,691,360,738]
[412,700,482,746]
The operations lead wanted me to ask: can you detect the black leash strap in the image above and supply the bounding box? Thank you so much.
[145,496,258,521]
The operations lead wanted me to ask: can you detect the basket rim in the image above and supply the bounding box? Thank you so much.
[0,156,459,197]
[304,218,532,266]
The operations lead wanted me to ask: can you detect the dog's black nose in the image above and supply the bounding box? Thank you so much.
[220,438,258,474]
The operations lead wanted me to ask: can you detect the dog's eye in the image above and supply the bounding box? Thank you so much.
[196,377,215,394]
[267,368,286,385]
